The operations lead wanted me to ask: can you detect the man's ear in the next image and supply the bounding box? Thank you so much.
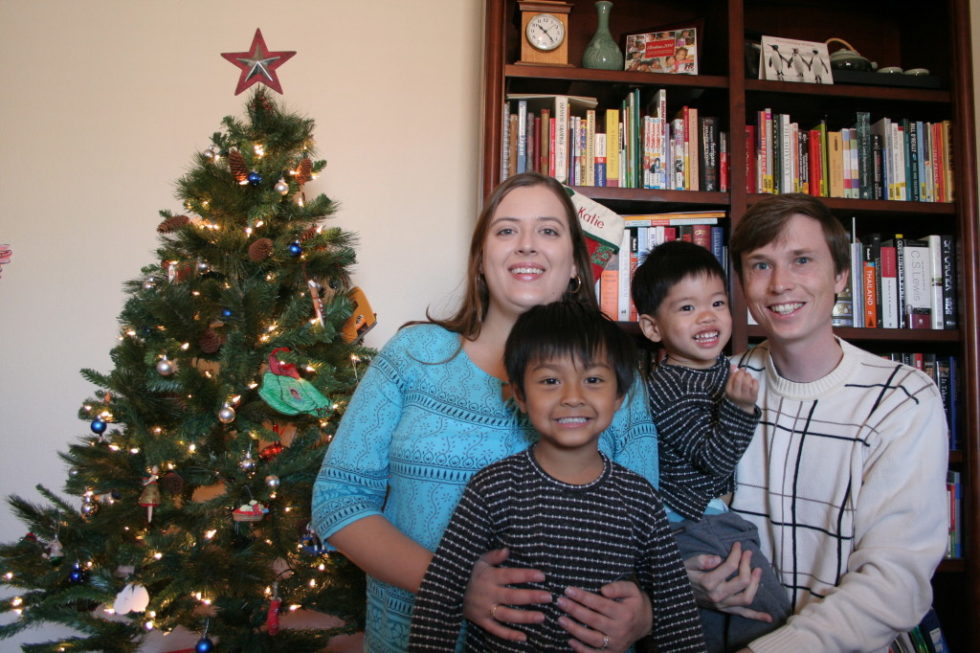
[637,313,663,343]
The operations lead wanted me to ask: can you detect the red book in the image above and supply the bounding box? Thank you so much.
[745,124,757,193]
[808,128,822,196]
[692,224,712,249]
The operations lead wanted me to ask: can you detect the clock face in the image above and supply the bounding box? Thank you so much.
[526,13,565,52]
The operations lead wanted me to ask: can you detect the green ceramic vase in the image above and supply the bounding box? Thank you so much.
[582,1,623,70]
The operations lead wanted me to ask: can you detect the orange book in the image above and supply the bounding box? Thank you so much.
[863,260,878,329]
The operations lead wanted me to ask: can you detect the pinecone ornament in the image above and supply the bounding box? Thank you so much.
[157,215,191,233]
[228,147,249,183]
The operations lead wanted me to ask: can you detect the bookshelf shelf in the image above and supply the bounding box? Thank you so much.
[483,2,978,649]
[505,64,730,88]
[745,79,952,103]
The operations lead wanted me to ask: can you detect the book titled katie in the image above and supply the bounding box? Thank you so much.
[625,27,697,74]
[759,35,833,84]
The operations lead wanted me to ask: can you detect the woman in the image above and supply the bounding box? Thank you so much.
[312,173,659,652]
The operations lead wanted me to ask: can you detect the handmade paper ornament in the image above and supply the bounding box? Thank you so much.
[45,536,64,563]
[258,348,331,417]
[139,467,161,523]
[113,583,150,614]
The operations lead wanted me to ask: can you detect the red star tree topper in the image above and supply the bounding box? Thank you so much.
[221,28,296,95]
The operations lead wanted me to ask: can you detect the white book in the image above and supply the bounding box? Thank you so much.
[903,239,932,327]
[927,234,945,329]
[617,228,632,321]
[851,241,864,327]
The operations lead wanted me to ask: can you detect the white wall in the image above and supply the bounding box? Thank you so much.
[0,0,482,647]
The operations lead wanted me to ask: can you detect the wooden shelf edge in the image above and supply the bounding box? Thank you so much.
[746,194,957,214]
[505,64,728,88]
[573,186,730,205]
[745,79,951,103]
[937,558,966,573]
[746,325,961,342]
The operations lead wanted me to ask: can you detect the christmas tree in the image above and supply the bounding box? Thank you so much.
[0,89,371,652]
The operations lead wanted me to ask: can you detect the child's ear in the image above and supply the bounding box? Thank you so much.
[512,388,528,413]
[637,314,663,343]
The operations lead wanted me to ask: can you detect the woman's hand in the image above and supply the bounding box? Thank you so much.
[684,542,772,621]
[462,548,551,642]
[555,581,652,653]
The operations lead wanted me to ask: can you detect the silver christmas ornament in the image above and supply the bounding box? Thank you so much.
[80,497,99,521]
[274,178,289,195]
[239,452,256,473]
[265,474,281,490]
[156,358,175,376]
[143,276,158,290]
[217,405,236,424]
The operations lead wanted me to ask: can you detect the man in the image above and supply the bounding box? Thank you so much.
[687,194,949,652]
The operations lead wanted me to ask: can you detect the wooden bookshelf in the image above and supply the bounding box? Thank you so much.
[482,1,978,649]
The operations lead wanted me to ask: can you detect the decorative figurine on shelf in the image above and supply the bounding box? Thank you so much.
[139,466,160,523]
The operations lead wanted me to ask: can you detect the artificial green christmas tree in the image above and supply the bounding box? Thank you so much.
[0,89,371,652]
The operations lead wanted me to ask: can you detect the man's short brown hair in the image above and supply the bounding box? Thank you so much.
[729,193,850,281]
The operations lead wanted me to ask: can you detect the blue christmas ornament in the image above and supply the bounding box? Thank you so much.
[247,171,263,186]
[90,417,107,434]
[195,636,215,653]
[68,562,86,584]
[221,308,234,319]
[287,241,303,257]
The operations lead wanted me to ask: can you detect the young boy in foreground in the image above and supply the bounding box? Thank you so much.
[408,299,705,652]
[631,240,790,652]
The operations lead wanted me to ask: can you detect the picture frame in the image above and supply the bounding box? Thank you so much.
[758,35,833,84]
[624,24,699,75]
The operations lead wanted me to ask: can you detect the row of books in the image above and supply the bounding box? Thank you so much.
[832,226,958,331]
[597,211,727,322]
[747,110,954,202]
[880,351,961,451]
[889,607,950,653]
[502,91,729,192]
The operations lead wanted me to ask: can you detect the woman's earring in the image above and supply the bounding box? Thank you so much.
[568,275,582,295]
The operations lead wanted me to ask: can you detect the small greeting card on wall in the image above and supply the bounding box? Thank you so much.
[625,27,698,74]
[759,35,833,84]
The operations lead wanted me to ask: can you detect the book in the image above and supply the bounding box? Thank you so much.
[856,111,872,199]
[700,115,719,191]
[939,233,957,329]
[745,124,757,193]
[506,94,599,184]
[719,130,729,192]
[902,239,932,328]
[926,235,944,329]
[880,244,899,328]
[863,256,878,328]
[828,130,844,198]
[605,108,620,187]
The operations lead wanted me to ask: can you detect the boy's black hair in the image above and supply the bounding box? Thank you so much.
[505,299,636,400]
[631,240,727,316]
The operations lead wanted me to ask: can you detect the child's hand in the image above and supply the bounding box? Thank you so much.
[726,367,758,414]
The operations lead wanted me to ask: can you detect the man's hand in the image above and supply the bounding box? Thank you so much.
[684,542,772,622]
[462,548,550,642]
[727,367,760,414]
[556,581,652,652]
